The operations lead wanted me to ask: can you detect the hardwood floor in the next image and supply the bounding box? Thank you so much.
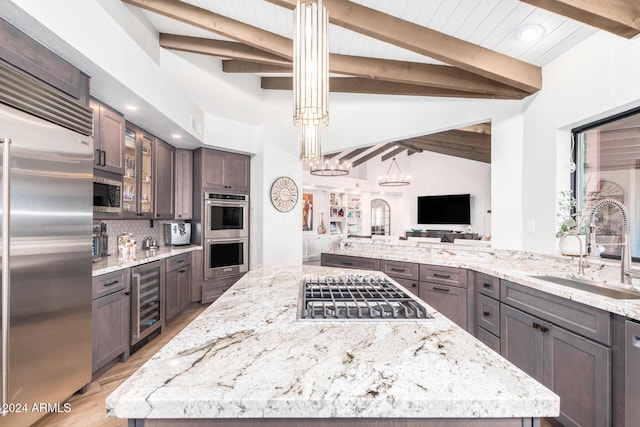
[33,303,208,427]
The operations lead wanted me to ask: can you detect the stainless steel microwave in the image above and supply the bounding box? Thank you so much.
[93,175,122,214]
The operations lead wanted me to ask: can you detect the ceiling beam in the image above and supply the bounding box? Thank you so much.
[223,61,291,73]
[518,0,640,39]
[265,0,542,93]
[132,0,530,98]
[416,130,492,147]
[261,77,526,99]
[404,139,491,163]
[158,34,529,98]
[381,147,407,162]
[351,144,395,168]
[159,34,290,66]
[338,146,371,162]
[459,123,492,135]
[122,0,292,59]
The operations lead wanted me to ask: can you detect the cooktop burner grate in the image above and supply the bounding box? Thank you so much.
[298,275,432,320]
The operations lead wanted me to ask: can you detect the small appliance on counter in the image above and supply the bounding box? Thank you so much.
[92,221,109,262]
[164,222,192,246]
[142,237,160,251]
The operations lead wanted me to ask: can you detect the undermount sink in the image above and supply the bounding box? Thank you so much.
[529,275,640,300]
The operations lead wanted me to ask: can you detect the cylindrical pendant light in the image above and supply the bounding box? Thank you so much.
[294,0,329,162]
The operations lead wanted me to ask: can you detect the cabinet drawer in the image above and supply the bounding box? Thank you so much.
[166,252,191,271]
[501,280,611,345]
[419,264,465,288]
[477,294,500,336]
[381,260,418,281]
[418,282,467,328]
[394,278,419,295]
[477,327,500,354]
[92,269,129,300]
[321,253,380,271]
[477,273,500,299]
[202,274,243,304]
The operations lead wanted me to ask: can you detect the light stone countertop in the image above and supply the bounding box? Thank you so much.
[106,264,559,421]
[92,245,202,277]
[327,238,640,321]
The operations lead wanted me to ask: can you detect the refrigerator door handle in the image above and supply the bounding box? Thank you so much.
[0,137,10,415]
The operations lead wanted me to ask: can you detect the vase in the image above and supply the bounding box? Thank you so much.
[558,233,586,256]
[317,213,327,234]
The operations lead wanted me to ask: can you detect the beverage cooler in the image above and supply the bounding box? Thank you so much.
[130,260,164,346]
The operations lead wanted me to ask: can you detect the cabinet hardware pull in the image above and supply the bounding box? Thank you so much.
[411,283,417,288]
[432,286,450,292]
[179,269,186,273]
[101,150,106,166]
[539,326,549,333]
[483,311,491,317]
[103,280,120,287]
[532,322,540,330]
[483,282,492,288]
[391,268,405,272]
[95,149,101,166]
[433,273,450,278]
[342,262,353,266]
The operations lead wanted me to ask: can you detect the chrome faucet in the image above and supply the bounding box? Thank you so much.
[560,233,587,276]
[587,198,638,283]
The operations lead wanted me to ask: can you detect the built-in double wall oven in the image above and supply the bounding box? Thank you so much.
[204,192,249,279]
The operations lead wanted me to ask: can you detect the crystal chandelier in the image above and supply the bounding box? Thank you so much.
[294,0,329,162]
[378,157,411,186]
[309,156,351,176]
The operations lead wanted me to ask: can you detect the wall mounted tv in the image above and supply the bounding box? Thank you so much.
[417,194,471,225]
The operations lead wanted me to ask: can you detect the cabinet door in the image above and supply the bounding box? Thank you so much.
[91,100,125,175]
[165,268,180,322]
[122,128,138,216]
[92,290,128,372]
[175,149,193,219]
[418,282,467,329]
[178,265,192,311]
[138,132,154,218]
[154,138,175,219]
[544,324,611,427]
[201,149,225,189]
[500,304,544,382]
[225,152,250,192]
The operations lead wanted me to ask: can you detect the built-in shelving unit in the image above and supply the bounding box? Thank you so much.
[329,192,346,235]
[347,195,361,235]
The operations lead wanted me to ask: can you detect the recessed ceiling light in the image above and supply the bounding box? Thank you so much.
[125,104,138,111]
[516,24,545,41]
[171,134,182,139]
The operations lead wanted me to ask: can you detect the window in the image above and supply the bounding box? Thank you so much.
[574,107,640,259]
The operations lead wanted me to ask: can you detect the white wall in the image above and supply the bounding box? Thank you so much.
[522,31,640,253]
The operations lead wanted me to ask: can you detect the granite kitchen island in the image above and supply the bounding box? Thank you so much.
[106,265,559,427]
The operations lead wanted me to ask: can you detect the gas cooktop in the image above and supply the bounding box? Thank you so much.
[298,275,433,321]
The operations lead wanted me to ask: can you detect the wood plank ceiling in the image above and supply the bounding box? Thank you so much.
[123,0,640,166]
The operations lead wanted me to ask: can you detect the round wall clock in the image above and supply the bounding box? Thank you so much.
[270,176,299,212]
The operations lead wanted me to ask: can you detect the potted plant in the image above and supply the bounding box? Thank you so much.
[556,190,588,255]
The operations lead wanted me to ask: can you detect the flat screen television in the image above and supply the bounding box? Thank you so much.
[417,194,470,225]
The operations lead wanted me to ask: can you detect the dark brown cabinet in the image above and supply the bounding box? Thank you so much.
[165,253,192,322]
[154,138,175,219]
[475,273,501,353]
[123,123,155,219]
[202,274,243,304]
[92,269,130,374]
[320,253,381,271]
[91,99,125,175]
[500,280,612,427]
[175,149,193,220]
[198,148,250,193]
[418,264,468,329]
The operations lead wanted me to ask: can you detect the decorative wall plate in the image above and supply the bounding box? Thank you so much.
[270,176,299,212]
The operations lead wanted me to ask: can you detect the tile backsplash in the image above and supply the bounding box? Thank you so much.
[99,220,190,256]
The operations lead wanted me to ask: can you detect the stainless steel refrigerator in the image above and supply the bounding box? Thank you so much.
[0,102,93,426]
